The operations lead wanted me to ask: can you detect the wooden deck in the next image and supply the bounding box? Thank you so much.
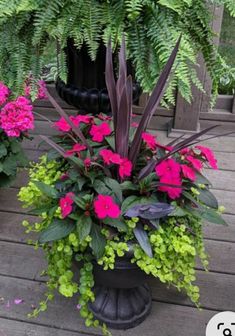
[0,105,235,336]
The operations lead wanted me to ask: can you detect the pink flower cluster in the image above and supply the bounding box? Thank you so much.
[24,79,47,100]
[54,115,93,132]
[155,145,217,199]
[142,132,172,151]
[0,96,34,137]
[99,149,132,178]
[156,158,182,199]
[59,192,75,218]
[0,82,9,106]
[94,194,120,219]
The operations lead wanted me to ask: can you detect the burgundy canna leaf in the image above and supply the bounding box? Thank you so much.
[129,36,181,166]
[105,40,118,137]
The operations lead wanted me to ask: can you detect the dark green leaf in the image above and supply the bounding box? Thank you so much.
[90,224,106,259]
[134,222,153,257]
[104,177,123,203]
[77,215,92,241]
[120,181,138,191]
[10,141,21,154]
[0,143,7,158]
[76,176,86,191]
[103,217,128,231]
[200,208,227,225]
[195,171,211,186]
[3,156,17,176]
[73,196,86,210]
[33,181,59,199]
[121,195,140,213]
[198,189,218,209]
[93,180,109,195]
[39,219,75,243]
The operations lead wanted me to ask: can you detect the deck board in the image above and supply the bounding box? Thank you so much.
[0,114,235,335]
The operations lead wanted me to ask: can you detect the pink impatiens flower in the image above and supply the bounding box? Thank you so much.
[155,158,182,199]
[37,80,47,99]
[99,149,121,165]
[0,96,34,137]
[54,117,71,132]
[142,132,157,150]
[158,175,182,199]
[185,155,203,171]
[118,158,132,178]
[89,122,111,142]
[84,158,92,168]
[195,145,218,170]
[155,158,181,178]
[59,192,75,218]
[181,164,196,181]
[65,143,87,157]
[0,82,10,105]
[70,115,93,127]
[94,195,121,219]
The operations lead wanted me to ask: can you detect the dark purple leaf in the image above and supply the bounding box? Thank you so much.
[125,202,174,219]
[133,222,153,258]
[129,36,181,166]
[105,40,118,135]
[116,75,133,157]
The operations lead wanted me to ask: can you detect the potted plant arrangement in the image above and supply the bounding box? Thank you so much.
[0,82,36,187]
[19,39,226,334]
[1,0,235,110]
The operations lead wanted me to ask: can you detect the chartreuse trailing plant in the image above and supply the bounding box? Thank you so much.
[19,39,227,334]
[0,0,235,103]
[0,81,35,187]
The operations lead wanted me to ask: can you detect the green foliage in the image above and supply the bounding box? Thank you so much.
[0,0,234,103]
[132,215,208,304]
[0,130,28,187]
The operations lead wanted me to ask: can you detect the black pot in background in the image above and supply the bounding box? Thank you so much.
[56,39,141,115]
[89,249,152,330]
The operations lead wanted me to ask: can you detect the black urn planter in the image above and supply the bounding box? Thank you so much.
[89,251,152,330]
[56,39,141,115]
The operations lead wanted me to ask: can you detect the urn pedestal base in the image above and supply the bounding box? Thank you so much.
[89,284,152,330]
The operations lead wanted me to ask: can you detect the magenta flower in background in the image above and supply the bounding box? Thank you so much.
[118,158,132,178]
[0,82,10,106]
[89,122,112,142]
[99,149,121,165]
[54,117,71,132]
[65,143,87,157]
[37,80,47,99]
[0,96,34,137]
[158,175,182,199]
[94,195,121,219]
[195,145,218,169]
[70,115,93,127]
[181,164,196,181]
[142,132,157,150]
[156,158,181,178]
[59,192,75,218]
[185,155,203,171]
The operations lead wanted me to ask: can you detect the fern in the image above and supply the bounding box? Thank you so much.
[0,0,234,103]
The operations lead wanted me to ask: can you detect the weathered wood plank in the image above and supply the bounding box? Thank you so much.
[213,189,235,214]
[0,318,90,336]
[204,169,235,191]
[203,214,235,242]
[0,275,215,336]
[0,241,46,280]
[0,276,99,335]
[0,212,36,243]
[149,270,235,312]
